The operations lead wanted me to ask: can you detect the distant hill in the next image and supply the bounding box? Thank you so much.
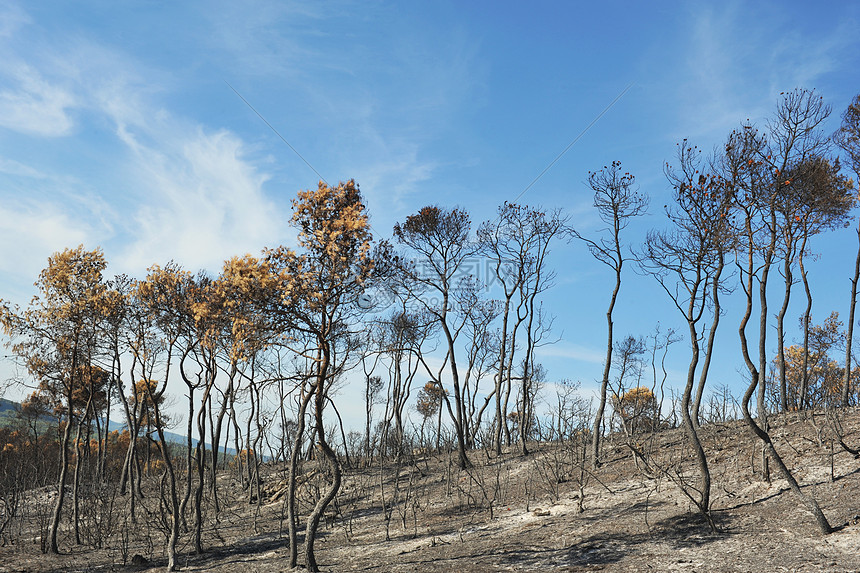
[0,398,234,455]
[0,398,18,414]
[0,397,22,426]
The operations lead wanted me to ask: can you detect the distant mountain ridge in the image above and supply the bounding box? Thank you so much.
[0,398,235,455]
[0,398,17,414]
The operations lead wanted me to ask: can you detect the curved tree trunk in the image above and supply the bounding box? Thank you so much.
[115,363,139,501]
[682,314,715,531]
[210,368,236,514]
[798,240,813,410]
[519,294,538,457]
[304,345,343,572]
[148,385,182,571]
[179,383,194,532]
[287,381,314,569]
[193,373,215,555]
[739,367,833,534]
[591,264,621,468]
[72,408,89,545]
[304,424,341,573]
[776,248,794,412]
[738,229,832,535]
[440,310,471,469]
[844,218,860,406]
[757,219,776,481]
[48,408,73,554]
[493,296,512,456]
[693,253,724,427]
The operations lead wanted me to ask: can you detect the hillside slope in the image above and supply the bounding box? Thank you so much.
[4,409,860,572]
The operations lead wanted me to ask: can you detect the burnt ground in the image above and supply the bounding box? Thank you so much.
[3,409,860,572]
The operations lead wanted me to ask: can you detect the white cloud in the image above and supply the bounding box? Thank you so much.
[0,63,77,137]
[353,148,438,217]
[0,203,91,293]
[0,3,29,39]
[111,122,281,275]
[670,3,856,141]
[0,156,48,179]
[0,153,115,300]
[537,342,605,365]
[0,4,286,279]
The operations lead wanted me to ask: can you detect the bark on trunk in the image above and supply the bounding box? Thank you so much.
[591,265,621,468]
[738,228,832,535]
[776,252,793,412]
[682,310,715,531]
[304,344,342,572]
[48,410,73,554]
[693,254,724,427]
[843,219,860,406]
[287,382,314,569]
[799,243,813,410]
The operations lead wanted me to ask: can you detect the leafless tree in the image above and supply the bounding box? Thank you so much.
[647,323,681,427]
[379,308,435,458]
[789,158,853,408]
[478,203,568,455]
[571,162,648,467]
[769,98,832,410]
[459,297,499,449]
[608,335,648,437]
[361,350,383,460]
[392,206,479,469]
[835,93,860,406]
[726,117,835,535]
[640,140,733,530]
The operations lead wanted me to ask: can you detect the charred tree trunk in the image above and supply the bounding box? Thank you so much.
[682,303,715,531]
[844,218,860,406]
[693,253,724,427]
[776,248,794,412]
[739,225,832,534]
[799,239,813,410]
[304,344,342,572]
[193,371,215,555]
[494,294,513,456]
[287,381,314,569]
[48,407,73,554]
[757,220,775,481]
[591,264,621,468]
[72,405,90,545]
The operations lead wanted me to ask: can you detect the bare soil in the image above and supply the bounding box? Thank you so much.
[3,410,860,572]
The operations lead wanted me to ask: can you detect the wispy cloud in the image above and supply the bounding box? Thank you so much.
[0,3,30,40]
[349,147,438,218]
[208,2,482,214]
[0,62,77,137]
[203,0,330,80]
[112,124,281,275]
[0,156,49,179]
[0,155,116,301]
[669,2,857,140]
[537,343,605,365]
[0,202,91,288]
[0,3,286,280]
[96,77,284,274]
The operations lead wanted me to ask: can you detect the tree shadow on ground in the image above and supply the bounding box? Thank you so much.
[649,511,729,547]
[177,533,291,570]
[558,513,726,569]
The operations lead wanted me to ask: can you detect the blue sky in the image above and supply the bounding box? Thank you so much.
[1,1,859,430]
